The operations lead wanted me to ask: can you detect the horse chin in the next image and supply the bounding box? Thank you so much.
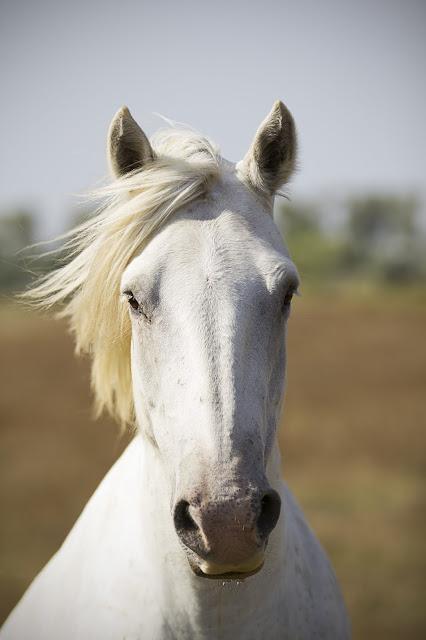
[186,553,265,581]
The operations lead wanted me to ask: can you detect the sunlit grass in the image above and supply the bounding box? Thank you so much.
[0,292,425,638]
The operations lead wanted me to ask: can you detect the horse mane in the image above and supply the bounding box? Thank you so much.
[25,127,221,428]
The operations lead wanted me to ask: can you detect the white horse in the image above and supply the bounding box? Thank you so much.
[1,102,350,639]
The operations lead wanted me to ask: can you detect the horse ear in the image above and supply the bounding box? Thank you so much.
[240,100,297,195]
[107,106,155,178]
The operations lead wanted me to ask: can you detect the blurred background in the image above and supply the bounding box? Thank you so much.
[0,0,425,638]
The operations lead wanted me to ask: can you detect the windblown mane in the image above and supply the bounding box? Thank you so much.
[26,128,221,427]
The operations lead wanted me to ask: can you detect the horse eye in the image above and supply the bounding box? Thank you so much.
[283,290,294,309]
[124,290,139,311]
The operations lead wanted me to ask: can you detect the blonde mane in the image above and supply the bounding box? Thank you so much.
[26,128,221,427]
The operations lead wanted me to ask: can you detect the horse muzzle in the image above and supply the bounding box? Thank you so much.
[173,487,281,580]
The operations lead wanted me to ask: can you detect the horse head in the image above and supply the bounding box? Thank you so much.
[112,103,299,579]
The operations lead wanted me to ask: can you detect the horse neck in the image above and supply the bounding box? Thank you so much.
[138,434,286,635]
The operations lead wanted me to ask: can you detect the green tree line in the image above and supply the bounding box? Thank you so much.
[0,194,425,294]
[275,194,426,288]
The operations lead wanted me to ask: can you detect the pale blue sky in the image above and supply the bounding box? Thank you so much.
[1,0,425,235]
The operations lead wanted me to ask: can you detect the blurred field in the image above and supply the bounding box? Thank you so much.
[0,294,425,639]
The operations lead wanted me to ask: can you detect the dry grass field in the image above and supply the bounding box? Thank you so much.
[0,294,425,638]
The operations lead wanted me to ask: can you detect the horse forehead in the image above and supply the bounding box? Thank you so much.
[126,196,287,285]
[165,213,275,270]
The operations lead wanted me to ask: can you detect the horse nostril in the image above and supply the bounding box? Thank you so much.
[174,499,198,534]
[257,490,281,540]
